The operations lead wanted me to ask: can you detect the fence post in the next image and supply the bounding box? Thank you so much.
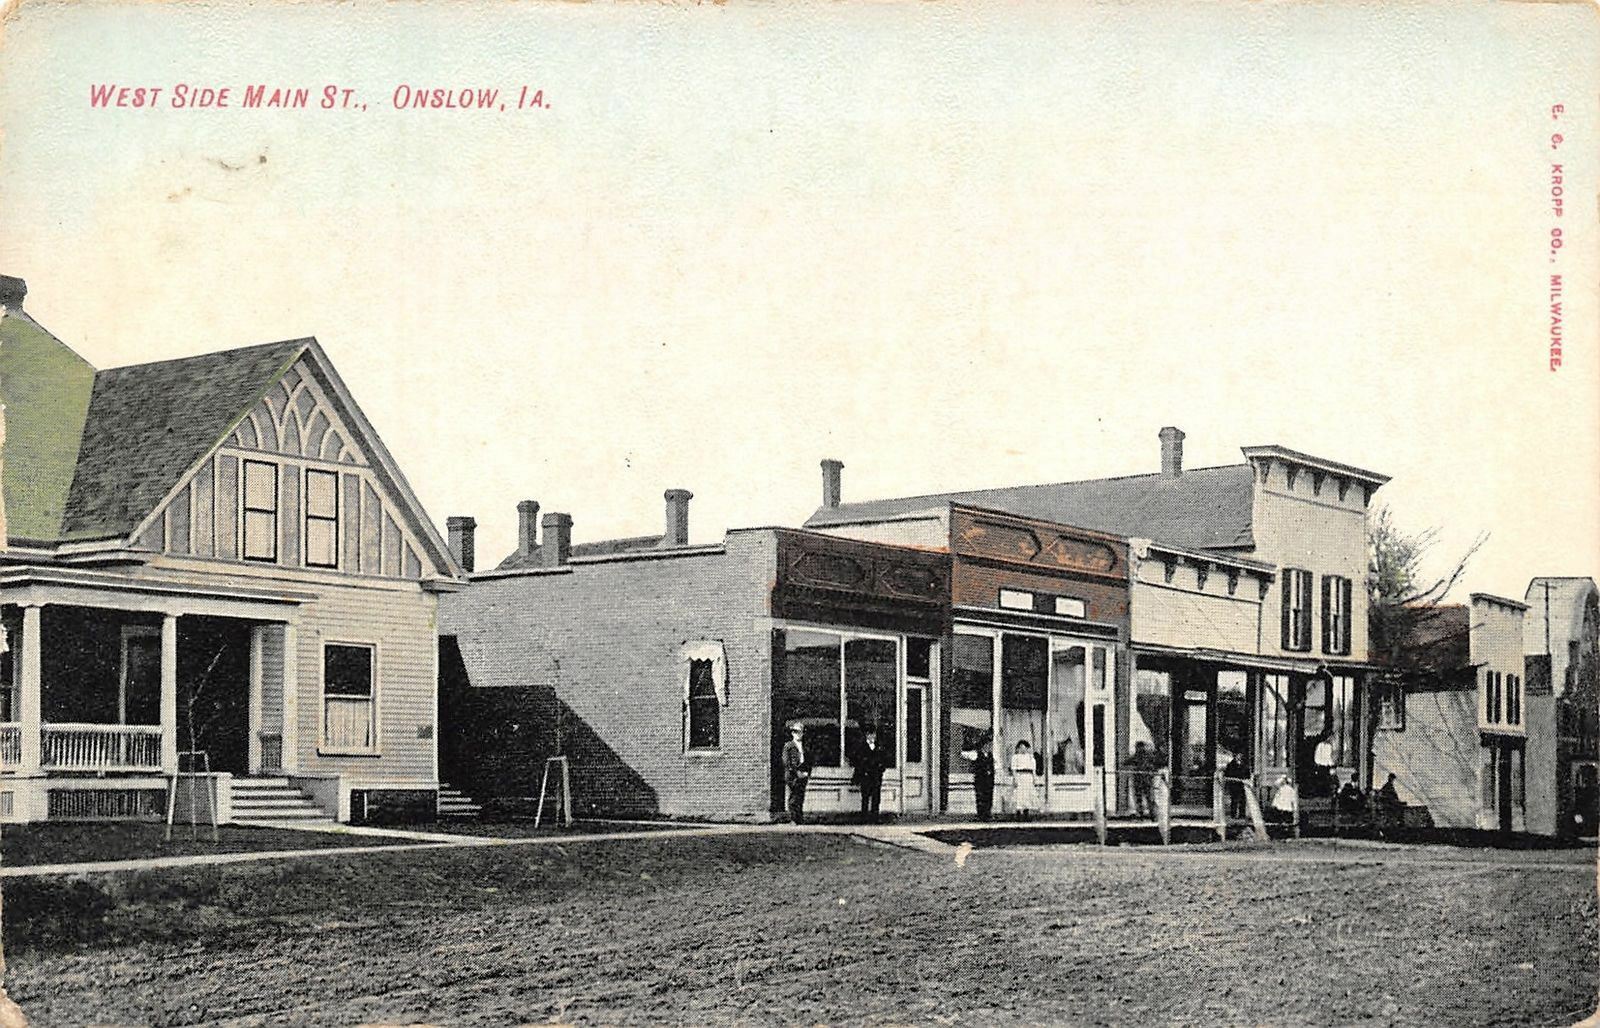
[1244,773,1270,842]
[1213,770,1227,841]
[1156,769,1171,845]
[1093,767,1108,845]
[1290,773,1302,839]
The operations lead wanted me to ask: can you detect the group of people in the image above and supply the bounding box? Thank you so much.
[780,721,892,825]
[961,735,1044,821]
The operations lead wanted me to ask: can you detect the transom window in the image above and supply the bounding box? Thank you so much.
[305,469,340,568]
[999,589,1034,611]
[242,460,279,562]
[323,643,376,753]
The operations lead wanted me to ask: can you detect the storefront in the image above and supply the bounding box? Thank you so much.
[768,529,951,817]
[1131,650,1366,817]
[938,505,1131,816]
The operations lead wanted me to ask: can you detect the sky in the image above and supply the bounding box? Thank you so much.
[1,0,1596,599]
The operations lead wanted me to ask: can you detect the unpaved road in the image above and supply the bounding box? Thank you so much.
[5,833,1596,1026]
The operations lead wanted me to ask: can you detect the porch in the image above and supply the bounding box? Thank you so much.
[0,567,314,820]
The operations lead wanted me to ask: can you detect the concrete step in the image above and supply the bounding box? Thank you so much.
[437,783,482,819]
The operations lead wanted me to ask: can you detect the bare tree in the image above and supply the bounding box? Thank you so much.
[1367,505,1488,669]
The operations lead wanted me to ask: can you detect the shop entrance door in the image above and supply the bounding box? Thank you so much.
[1172,685,1215,810]
[901,683,932,812]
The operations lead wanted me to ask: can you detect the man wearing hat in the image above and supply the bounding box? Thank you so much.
[782,722,811,825]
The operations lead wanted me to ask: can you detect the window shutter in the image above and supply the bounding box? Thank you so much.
[1297,573,1312,651]
[1321,576,1332,652]
[1340,577,1353,655]
[1281,573,1293,649]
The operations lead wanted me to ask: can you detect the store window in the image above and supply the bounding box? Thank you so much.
[1328,675,1358,766]
[949,634,994,775]
[1132,669,1172,763]
[1259,674,1290,769]
[845,637,898,768]
[1049,646,1087,775]
[780,630,844,768]
[1000,635,1048,774]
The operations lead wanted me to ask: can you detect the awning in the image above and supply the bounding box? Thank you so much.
[1131,642,1384,676]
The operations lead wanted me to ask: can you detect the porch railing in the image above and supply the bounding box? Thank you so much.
[259,733,284,773]
[0,724,21,769]
[42,723,163,772]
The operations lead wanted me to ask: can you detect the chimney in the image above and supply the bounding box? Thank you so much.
[821,459,844,508]
[446,516,477,573]
[663,489,693,547]
[516,500,540,557]
[541,512,572,567]
[1159,427,1185,479]
[0,276,25,309]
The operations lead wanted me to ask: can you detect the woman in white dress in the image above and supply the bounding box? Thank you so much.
[1011,740,1039,820]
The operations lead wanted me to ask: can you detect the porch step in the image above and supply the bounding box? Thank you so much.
[229,777,335,825]
[437,783,483,819]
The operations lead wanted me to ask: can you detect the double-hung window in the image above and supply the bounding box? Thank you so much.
[1281,569,1313,651]
[242,460,279,562]
[1321,575,1353,656]
[323,643,377,753]
[305,469,340,568]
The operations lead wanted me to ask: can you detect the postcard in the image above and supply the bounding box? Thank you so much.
[0,1,1596,1025]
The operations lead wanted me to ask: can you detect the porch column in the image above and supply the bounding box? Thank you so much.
[19,603,42,773]
[280,623,299,774]
[160,613,178,774]
[247,626,264,773]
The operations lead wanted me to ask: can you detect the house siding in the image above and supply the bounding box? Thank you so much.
[1248,462,1371,662]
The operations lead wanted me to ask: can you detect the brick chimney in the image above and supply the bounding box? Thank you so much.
[1159,427,1185,479]
[446,516,477,573]
[0,276,25,309]
[663,489,692,547]
[516,500,540,558]
[821,459,844,508]
[541,512,572,567]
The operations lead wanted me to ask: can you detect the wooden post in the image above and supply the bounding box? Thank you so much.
[18,605,41,774]
[1244,773,1270,842]
[159,613,179,775]
[279,623,299,775]
[1156,768,1171,845]
[1213,770,1227,841]
[1093,767,1108,845]
[1290,773,1302,839]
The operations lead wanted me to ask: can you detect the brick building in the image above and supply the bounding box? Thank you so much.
[436,493,949,820]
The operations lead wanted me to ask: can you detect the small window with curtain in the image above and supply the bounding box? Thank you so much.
[680,641,727,753]
[686,659,720,750]
[242,460,279,562]
[323,643,377,753]
[1376,680,1407,731]
[305,469,340,568]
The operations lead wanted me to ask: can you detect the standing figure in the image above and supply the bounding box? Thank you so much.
[1127,740,1160,818]
[1011,739,1039,820]
[963,733,996,820]
[782,723,811,825]
[1222,750,1249,820]
[853,728,888,822]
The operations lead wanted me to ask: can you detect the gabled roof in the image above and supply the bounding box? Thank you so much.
[805,463,1257,552]
[61,340,308,539]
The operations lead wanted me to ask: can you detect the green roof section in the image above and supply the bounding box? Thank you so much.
[0,308,96,541]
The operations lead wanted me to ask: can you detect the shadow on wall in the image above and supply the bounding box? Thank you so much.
[438,637,660,818]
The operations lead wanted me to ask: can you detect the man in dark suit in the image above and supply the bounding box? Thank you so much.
[782,722,811,825]
[854,728,889,822]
